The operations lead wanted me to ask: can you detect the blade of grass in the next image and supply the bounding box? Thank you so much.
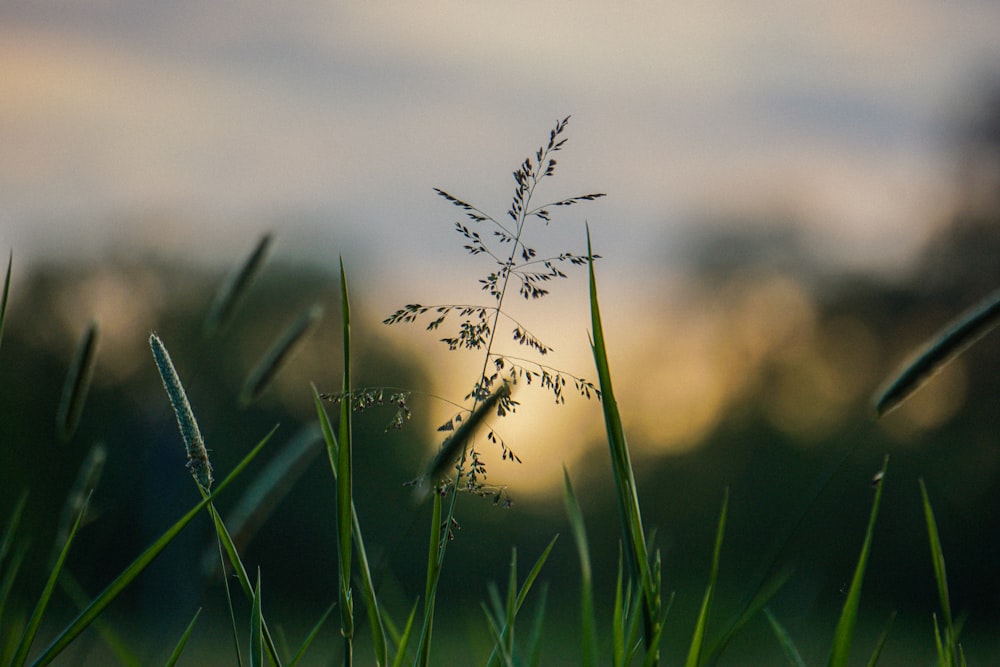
[763,608,807,667]
[30,428,274,667]
[920,479,957,665]
[827,455,889,667]
[204,232,273,337]
[873,287,1000,416]
[414,492,443,667]
[201,493,282,666]
[389,600,419,667]
[57,570,140,667]
[56,320,100,442]
[863,611,895,667]
[563,468,598,667]
[525,583,548,667]
[587,227,660,661]
[239,303,323,405]
[11,493,91,667]
[703,567,791,665]
[337,257,355,663]
[423,382,511,486]
[250,570,263,667]
[0,492,29,628]
[288,603,335,667]
[164,608,202,667]
[313,386,388,666]
[0,249,11,351]
[685,488,729,667]
[485,537,558,667]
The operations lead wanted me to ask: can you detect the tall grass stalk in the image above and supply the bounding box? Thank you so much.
[335,258,356,663]
[587,227,662,662]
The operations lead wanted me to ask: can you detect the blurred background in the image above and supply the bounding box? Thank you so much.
[2,1,1000,664]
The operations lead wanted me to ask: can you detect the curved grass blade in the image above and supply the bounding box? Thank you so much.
[0,249,12,351]
[250,570,263,667]
[164,608,202,667]
[874,287,1000,417]
[703,567,791,664]
[57,321,100,442]
[685,488,729,667]
[11,493,91,667]
[240,303,324,405]
[587,227,660,660]
[204,232,273,337]
[30,428,274,667]
[288,603,335,667]
[563,468,598,667]
[827,455,888,667]
[53,443,106,564]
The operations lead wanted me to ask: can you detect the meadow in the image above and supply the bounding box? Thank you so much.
[1,118,999,666]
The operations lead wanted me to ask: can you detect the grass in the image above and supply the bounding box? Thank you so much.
[0,118,995,665]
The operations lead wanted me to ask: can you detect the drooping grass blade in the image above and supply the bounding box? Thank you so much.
[873,287,1000,417]
[827,455,888,667]
[56,320,100,442]
[204,232,273,337]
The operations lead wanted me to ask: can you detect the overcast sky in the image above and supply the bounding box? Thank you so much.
[3,1,999,281]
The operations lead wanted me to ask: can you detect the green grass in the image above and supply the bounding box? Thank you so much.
[0,120,994,665]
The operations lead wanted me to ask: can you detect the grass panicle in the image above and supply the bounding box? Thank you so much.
[874,287,1000,416]
[149,332,213,489]
[56,320,100,442]
[204,232,273,337]
[240,303,324,405]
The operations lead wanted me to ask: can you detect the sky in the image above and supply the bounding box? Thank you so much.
[3,1,999,494]
[3,1,999,275]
